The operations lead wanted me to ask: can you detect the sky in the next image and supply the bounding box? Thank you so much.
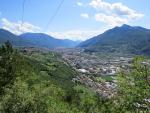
[0,0,150,41]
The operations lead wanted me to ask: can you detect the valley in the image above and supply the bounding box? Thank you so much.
[52,48,133,98]
[0,0,150,112]
[54,48,132,76]
[18,47,134,99]
[0,25,150,112]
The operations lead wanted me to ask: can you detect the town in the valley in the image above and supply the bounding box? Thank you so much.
[52,48,133,98]
[20,47,135,98]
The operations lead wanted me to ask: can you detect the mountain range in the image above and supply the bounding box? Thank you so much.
[1,24,150,55]
[0,29,80,48]
[78,24,150,55]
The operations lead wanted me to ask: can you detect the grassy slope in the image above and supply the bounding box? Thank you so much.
[20,50,79,90]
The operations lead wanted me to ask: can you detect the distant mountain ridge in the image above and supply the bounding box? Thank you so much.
[78,24,150,55]
[0,29,80,48]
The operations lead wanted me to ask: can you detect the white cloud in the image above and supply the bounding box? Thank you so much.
[81,13,89,19]
[77,2,83,6]
[90,0,112,10]
[47,27,108,41]
[89,0,143,19]
[89,0,144,26]
[1,18,41,35]
[1,18,109,41]
[112,2,144,19]
[95,13,128,26]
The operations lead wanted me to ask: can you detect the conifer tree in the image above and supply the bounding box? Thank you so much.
[0,41,15,95]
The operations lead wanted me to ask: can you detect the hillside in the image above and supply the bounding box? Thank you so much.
[0,42,102,113]
[0,29,21,45]
[19,33,80,48]
[78,24,150,55]
[0,42,149,113]
[0,29,80,48]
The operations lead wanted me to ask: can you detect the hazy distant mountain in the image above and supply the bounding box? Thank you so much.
[78,24,150,55]
[0,29,80,48]
[19,33,80,48]
[0,29,21,45]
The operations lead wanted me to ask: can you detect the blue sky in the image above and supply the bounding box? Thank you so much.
[0,0,150,40]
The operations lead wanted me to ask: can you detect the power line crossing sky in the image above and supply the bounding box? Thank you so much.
[0,0,150,41]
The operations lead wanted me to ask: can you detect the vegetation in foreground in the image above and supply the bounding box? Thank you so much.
[0,42,149,113]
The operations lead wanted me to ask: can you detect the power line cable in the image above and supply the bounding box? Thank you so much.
[45,0,65,31]
[21,0,26,31]
[20,0,64,34]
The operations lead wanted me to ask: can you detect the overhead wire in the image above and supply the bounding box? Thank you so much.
[19,0,68,81]
[20,0,65,34]
[20,0,26,32]
[44,0,65,31]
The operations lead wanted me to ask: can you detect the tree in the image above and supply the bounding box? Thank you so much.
[115,56,150,112]
[0,41,15,95]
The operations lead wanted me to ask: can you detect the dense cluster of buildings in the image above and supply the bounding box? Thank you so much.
[54,48,132,76]
[53,48,133,98]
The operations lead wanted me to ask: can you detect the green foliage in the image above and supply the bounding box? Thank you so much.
[100,75,114,82]
[0,78,48,113]
[0,41,16,95]
[116,56,150,112]
[24,51,78,90]
[0,42,149,113]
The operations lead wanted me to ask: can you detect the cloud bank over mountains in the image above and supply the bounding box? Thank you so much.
[1,18,41,35]
[0,0,144,40]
